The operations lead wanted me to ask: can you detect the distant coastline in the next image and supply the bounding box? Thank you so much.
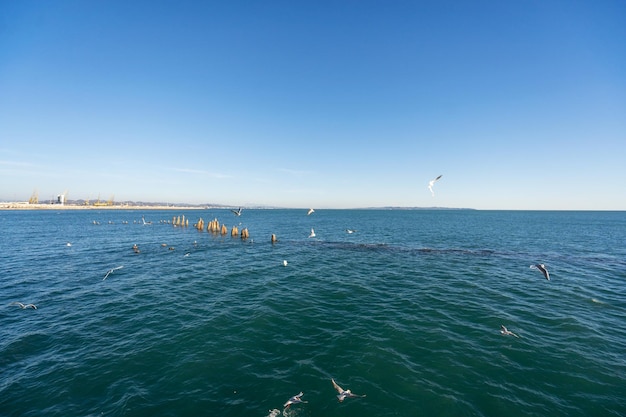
[0,202,475,211]
[0,202,212,210]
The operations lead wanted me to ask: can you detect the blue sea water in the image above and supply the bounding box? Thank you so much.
[1,209,625,417]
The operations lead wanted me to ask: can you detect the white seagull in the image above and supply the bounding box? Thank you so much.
[530,264,550,281]
[11,302,37,310]
[332,379,366,402]
[500,325,520,338]
[309,228,316,238]
[103,265,124,280]
[231,207,243,216]
[346,229,357,234]
[283,392,307,408]
[307,208,315,216]
[428,174,443,196]
[283,260,288,267]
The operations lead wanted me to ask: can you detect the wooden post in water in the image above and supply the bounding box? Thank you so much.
[208,218,220,233]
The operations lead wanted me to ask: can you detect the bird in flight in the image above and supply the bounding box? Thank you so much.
[11,302,37,310]
[103,265,124,280]
[283,392,307,408]
[332,379,366,402]
[500,325,520,338]
[309,228,316,238]
[428,175,443,196]
[530,264,550,281]
[307,208,315,215]
[231,207,242,216]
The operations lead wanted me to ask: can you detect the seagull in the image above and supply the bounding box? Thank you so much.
[283,260,288,267]
[66,242,72,247]
[283,392,307,408]
[500,325,520,338]
[309,228,316,238]
[346,229,357,234]
[428,175,443,196]
[11,302,37,310]
[307,208,315,215]
[103,265,124,280]
[530,264,550,281]
[332,379,366,402]
[231,207,243,216]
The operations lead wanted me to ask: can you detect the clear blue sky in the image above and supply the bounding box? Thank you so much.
[1,1,624,209]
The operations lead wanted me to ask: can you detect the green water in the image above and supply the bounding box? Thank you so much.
[1,209,625,416]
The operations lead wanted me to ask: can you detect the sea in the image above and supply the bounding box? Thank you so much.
[1,209,625,417]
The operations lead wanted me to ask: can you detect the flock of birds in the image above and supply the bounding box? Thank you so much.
[9,180,553,343]
[8,177,554,413]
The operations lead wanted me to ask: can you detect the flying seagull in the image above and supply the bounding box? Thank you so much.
[500,325,520,338]
[428,175,443,196]
[309,228,316,238]
[332,379,366,402]
[103,265,124,280]
[283,392,307,408]
[11,302,37,310]
[530,264,550,281]
[231,207,242,216]
[307,208,315,216]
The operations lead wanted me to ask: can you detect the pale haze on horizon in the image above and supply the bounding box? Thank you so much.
[1,1,624,210]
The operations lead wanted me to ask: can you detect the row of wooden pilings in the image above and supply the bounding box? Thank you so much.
[173,215,250,239]
[172,215,189,227]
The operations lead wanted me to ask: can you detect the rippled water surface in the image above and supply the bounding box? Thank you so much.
[1,209,625,416]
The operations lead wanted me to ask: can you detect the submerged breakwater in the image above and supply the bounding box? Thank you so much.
[1,209,625,417]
